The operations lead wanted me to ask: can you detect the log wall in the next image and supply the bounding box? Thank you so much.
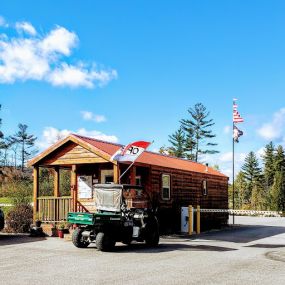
[149,166,228,233]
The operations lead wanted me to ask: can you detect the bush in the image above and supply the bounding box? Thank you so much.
[5,204,33,233]
[1,180,32,205]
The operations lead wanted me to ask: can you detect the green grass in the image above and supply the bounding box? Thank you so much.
[0,197,12,204]
[1,206,12,216]
[0,198,13,216]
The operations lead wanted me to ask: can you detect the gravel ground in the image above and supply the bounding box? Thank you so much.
[0,216,284,285]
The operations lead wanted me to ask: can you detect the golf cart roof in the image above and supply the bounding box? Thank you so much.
[94,184,143,190]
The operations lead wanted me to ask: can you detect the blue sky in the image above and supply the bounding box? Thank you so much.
[1,0,285,179]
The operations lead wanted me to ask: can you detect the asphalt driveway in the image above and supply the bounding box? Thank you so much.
[0,217,284,285]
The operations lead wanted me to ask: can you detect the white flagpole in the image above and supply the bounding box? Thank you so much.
[232,119,235,225]
[232,99,237,225]
[119,161,136,182]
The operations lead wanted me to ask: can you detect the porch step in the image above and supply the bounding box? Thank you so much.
[64,233,72,241]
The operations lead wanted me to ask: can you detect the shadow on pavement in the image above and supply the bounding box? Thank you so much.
[196,225,285,243]
[110,242,237,253]
[246,244,285,248]
[0,233,46,246]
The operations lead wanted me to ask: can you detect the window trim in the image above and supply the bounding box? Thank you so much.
[161,174,171,200]
[202,179,208,196]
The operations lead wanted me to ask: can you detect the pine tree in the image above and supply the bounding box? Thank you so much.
[0,105,3,138]
[158,145,175,156]
[274,145,285,171]
[241,151,262,204]
[262,141,275,189]
[184,131,196,160]
[0,104,6,165]
[251,180,266,210]
[234,172,247,209]
[168,127,186,158]
[180,103,218,162]
[270,146,285,211]
[10,124,37,171]
[270,171,285,211]
[0,138,12,166]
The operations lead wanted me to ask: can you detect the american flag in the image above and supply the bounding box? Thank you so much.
[233,100,244,123]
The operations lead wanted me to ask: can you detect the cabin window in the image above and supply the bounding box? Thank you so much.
[136,176,141,186]
[161,174,171,200]
[101,170,114,183]
[202,180,208,195]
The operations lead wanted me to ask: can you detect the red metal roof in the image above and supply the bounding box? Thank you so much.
[73,134,227,178]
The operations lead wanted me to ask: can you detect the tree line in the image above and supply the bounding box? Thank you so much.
[231,142,285,212]
[0,104,70,204]
[0,105,37,170]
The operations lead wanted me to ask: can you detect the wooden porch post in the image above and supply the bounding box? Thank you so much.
[113,163,119,184]
[54,167,60,197]
[33,166,39,220]
[71,165,77,212]
[130,165,136,185]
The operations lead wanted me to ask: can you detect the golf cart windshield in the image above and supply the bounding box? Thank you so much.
[94,184,123,212]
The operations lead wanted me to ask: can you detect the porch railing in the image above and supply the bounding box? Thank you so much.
[37,197,90,223]
[38,197,72,223]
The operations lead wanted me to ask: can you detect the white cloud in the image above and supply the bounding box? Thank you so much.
[257,108,285,140]
[219,152,232,162]
[203,151,246,165]
[256,147,265,160]
[76,128,118,142]
[36,127,118,150]
[39,26,77,56]
[81,111,106,123]
[15,21,37,36]
[223,125,231,134]
[0,38,50,83]
[201,151,247,181]
[47,63,117,88]
[0,21,117,88]
[221,167,232,179]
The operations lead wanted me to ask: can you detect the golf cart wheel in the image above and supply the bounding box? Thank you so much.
[72,228,90,248]
[96,232,116,251]
[145,229,159,247]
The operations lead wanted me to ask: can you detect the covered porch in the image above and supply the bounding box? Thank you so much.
[28,135,150,223]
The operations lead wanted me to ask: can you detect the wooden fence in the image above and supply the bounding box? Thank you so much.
[37,197,90,222]
[200,208,283,217]
[38,197,73,223]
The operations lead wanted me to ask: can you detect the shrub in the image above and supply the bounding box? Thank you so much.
[2,179,32,205]
[5,204,33,233]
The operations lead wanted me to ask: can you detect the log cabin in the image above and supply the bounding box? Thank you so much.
[28,134,229,233]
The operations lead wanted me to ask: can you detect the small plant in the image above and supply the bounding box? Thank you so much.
[57,221,66,238]
[57,221,66,230]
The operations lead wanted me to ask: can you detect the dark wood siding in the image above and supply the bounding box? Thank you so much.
[149,166,228,233]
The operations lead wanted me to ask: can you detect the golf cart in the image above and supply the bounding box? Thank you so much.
[68,184,159,251]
